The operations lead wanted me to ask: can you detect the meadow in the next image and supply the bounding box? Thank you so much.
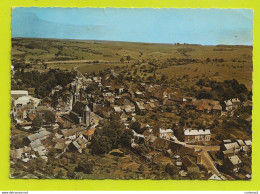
[12,38,252,90]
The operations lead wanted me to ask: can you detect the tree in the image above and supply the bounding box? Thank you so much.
[206,58,211,63]
[32,116,44,129]
[67,168,76,178]
[45,165,54,176]
[55,170,64,178]
[48,148,58,157]
[51,92,59,108]
[161,75,167,81]
[43,110,56,124]
[126,55,131,61]
[165,164,178,176]
[166,106,173,113]
[134,69,138,75]
[120,129,133,147]
[120,58,125,63]
[135,144,148,155]
[91,135,112,154]
[27,159,37,174]
[130,121,141,133]
[76,161,93,174]
[102,127,118,148]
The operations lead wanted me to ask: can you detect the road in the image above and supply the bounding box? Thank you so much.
[200,150,226,180]
[74,66,88,82]
[45,59,118,64]
[168,136,226,180]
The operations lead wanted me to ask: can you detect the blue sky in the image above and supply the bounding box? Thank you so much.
[12,8,253,45]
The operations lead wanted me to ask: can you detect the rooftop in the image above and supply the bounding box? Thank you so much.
[184,129,210,136]
[228,155,242,165]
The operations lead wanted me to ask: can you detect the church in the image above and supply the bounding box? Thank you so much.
[69,101,92,126]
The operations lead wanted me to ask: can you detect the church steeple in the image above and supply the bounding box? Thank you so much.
[83,105,91,126]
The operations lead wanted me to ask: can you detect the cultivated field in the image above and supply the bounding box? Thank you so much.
[12,38,253,90]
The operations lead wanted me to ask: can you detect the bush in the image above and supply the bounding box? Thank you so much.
[91,135,112,154]
[76,161,93,174]
[120,129,133,147]
[165,164,178,176]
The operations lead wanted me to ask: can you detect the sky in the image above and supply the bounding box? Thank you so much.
[12,8,253,45]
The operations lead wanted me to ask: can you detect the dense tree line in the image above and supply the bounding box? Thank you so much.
[32,110,56,130]
[196,78,251,101]
[90,121,133,155]
[12,69,76,98]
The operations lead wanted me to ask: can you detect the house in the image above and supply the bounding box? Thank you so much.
[132,130,145,144]
[159,128,173,140]
[212,104,222,115]
[176,161,183,167]
[148,102,156,109]
[30,139,48,161]
[68,135,88,153]
[244,140,252,148]
[236,140,245,147]
[54,142,68,153]
[114,106,121,113]
[83,128,95,140]
[26,129,51,143]
[206,173,222,180]
[11,90,28,99]
[239,113,252,123]
[182,157,200,173]
[135,91,143,98]
[10,146,32,159]
[223,142,240,152]
[14,96,40,107]
[224,100,233,111]
[196,101,213,113]
[135,101,146,114]
[11,65,15,78]
[231,98,241,108]
[166,149,174,158]
[227,155,242,173]
[222,149,236,159]
[183,129,211,143]
[27,113,36,122]
[12,95,40,122]
[143,103,153,111]
[124,107,133,114]
[61,128,84,140]
[240,145,251,155]
[37,105,52,113]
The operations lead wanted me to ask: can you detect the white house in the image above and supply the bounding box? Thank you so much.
[159,128,174,140]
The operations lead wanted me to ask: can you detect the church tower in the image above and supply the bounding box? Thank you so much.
[73,92,80,105]
[83,105,91,126]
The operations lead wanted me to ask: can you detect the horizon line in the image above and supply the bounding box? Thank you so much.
[12,36,253,47]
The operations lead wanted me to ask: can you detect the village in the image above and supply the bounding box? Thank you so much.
[10,59,252,180]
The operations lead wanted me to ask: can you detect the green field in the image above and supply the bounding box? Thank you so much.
[12,38,253,90]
